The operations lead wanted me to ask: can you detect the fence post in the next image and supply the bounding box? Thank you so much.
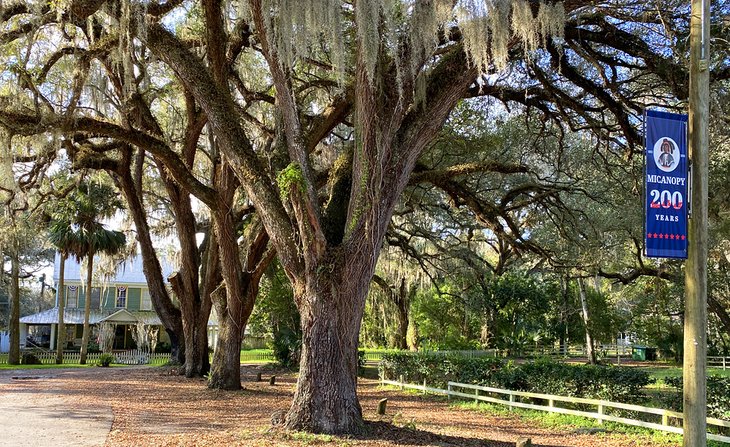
[474,388,479,403]
[548,398,554,409]
[399,375,404,390]
[509,393,515,412]
[723,357,727,370]
[662,411,669,427]
[597,404,604,425]
[423,379,427,395]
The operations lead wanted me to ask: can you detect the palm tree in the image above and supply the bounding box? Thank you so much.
[48,221,79,364]
[48,181,127,364]
[78,223,126,364]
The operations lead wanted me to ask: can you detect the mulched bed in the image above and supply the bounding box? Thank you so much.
[0,365,680,446]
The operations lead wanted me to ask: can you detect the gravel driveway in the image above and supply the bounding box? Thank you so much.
[0,369,113,447]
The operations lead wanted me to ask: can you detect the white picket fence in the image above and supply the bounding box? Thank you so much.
[381,377,730,444]
[0,350,171,365]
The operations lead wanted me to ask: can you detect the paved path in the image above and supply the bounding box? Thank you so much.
[0,370,113,447]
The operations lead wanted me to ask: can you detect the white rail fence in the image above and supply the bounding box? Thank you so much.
[380,377,730,444]
[709,356,730,370]
[0,350,171,365]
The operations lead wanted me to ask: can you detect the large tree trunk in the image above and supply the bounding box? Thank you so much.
[8,250,20,365]
[159,154,213,377]
[114,156,186,365]
[207,165,271,389]
[206,238,269,389]
[55,254,67,364]
[170,271,211,377]
[208,285,245,390]
[577,278,596,365]
[285,268,365,434]
[80,249,94,365]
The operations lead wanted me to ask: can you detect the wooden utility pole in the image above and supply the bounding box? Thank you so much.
[684,0,709,445]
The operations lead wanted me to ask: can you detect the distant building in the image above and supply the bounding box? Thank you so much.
[18,253,220,351]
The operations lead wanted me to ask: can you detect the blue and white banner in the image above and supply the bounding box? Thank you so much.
[644,110,688,259]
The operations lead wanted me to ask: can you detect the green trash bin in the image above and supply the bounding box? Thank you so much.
[632,346,647,361]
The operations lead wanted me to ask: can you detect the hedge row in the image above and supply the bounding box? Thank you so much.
[664,375,730,419]
[379,352,652,404]
[491,359,653,403]
[379,352,502,388]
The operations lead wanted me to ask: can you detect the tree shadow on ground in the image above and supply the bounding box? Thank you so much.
[346,420,563,447]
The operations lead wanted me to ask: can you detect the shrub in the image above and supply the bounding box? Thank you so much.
[96,353,115,367]
[663,375,730,419]
[155,342,172,353]
[21,353,41,365]
[379,353,651,404]
[379,352,502,388]
[488,359,653,403]
[272,327,301,367]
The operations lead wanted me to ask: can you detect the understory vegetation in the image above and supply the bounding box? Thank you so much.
[379,353,652,404]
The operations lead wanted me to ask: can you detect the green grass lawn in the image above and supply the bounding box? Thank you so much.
[449,400,729,447]
[639,366,730,387]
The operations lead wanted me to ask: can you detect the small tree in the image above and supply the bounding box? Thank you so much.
[96,322,116,354]
[148,325,159,354]
[131,321,149,351]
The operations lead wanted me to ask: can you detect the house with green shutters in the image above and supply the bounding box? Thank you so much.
[19,253,193,351]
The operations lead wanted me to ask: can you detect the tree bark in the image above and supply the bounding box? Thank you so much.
[156,153,213,377]
[577,278,596,364]
[208,283,243,390]
[55,253,67,364]
[208,164,271,389]
[8,250,20,365]
[79,248,94,365]
[284,265,365,434]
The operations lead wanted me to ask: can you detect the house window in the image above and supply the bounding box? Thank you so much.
[90,287,101,309]
[65,286,79,308]
[140,289,152,311]
[116,286,127,308]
